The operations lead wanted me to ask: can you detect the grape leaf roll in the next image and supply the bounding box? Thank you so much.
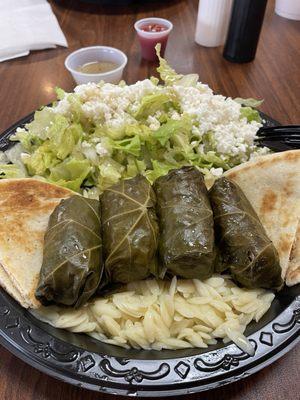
[100,175,159,284]
[209,177,283,290]
[154,166,215,279]
[35,196,103,307]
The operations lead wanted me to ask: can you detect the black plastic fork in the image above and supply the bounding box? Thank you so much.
[255,125,300,151]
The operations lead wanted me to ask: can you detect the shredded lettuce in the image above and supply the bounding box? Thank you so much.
[22,108,57,140]
[134,92,179,120]
[11,129,43,152]
[234,98,264,108]
[49,159,91,192]
[240,107,262,123]
[22,143,60,175]
[197,152,230,170]
[97,159,124,191]
[153,116,190,146]
[0,47,264,194]
[235,97,263,123]
[48,116,82,159]
[112,135,141,157]
[0,164,26,179]
[126,157,146,178]
[144,160,176,183]
[55,87,66,100]
[155,44,199,87]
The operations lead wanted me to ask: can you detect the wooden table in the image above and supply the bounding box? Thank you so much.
[0,0,299,399]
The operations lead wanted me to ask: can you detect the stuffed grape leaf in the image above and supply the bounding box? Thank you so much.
[154,166,215,279]
[100,175,159,283]
[209,177,283,290]
[35,196,103,307]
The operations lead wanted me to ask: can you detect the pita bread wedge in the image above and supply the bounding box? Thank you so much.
[0,266,30,307]
[286,222,300,286]
[225,150,300,284]
[0,179,72,308]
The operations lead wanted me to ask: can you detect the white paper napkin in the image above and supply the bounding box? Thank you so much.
[0,0,68,62]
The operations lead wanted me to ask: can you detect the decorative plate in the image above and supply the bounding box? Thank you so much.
[0,111,299,397]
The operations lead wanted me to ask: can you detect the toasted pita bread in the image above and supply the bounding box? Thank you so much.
[286,222,300,286]
[0,179,72,308]
[225,150,300,285]
[0,266,30,307]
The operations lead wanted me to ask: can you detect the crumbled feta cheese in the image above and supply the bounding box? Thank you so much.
[16,127,26,133]
[170,111,181,120]
[96,142,110,157]
[198,144,204,153]
[210,167,224,177]
[83,186,102,199]
[147,115,160,131]
[170,84,263,163]
[73,80,158,129]
[81,141,99,163]
[74,82,102,101]
[53,97,70,115]
[192,125,202,137]
[250,146,270,159]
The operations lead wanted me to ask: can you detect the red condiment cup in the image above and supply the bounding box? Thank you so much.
[134,17,173,62]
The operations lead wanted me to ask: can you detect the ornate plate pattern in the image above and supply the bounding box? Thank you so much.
[0,112,299,397]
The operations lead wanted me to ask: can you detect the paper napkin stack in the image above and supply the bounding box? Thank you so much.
[0,0,68,62]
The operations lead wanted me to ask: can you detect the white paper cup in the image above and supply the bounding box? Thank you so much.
[65,46,128,85]
[275,0,300,20]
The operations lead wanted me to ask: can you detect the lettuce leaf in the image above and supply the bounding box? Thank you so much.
[0,164,26,179]
[66,93,88,125]
[24,108,56,140]
[234,98,264,108]
[97,159,124,191]
[22,143,60,175]
[126,156,147,178]
[240,107,262,123]
[144,160,176,183]
[196,151,230,170]
[124,124,151,140]
[15,113,83,175]
[49,159,91,192]
[134,93,178,120]
[155,44,199,87]
[153,115,192,146]
[112,135,141,157]
[10,129,43,152]
[47,116,82,159]
[55,87,66,100]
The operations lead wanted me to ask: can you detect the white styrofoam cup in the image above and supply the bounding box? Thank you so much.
[65,46,128,85]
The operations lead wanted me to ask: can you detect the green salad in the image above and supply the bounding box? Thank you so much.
[0,46,267,197]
